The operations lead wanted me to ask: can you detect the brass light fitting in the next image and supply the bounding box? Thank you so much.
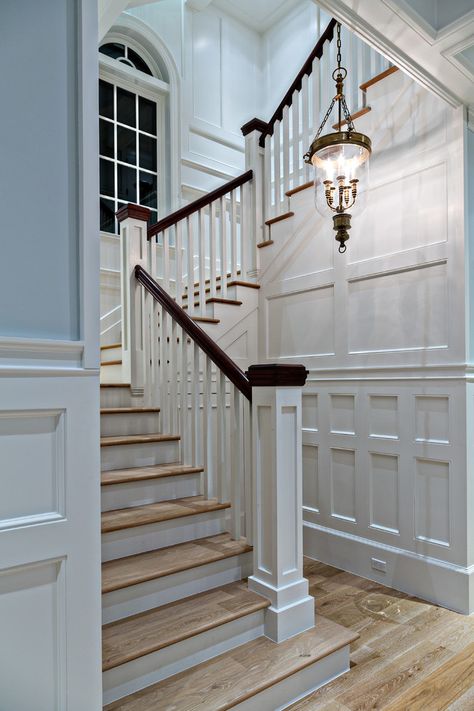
[304,23,372,253]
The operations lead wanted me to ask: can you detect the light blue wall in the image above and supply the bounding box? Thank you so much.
[467,127,474,363]
[0,0,80,340]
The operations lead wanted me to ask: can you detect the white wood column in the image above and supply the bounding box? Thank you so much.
[117,204,151,396]
[247,363,315,642]
[241,119,268,279]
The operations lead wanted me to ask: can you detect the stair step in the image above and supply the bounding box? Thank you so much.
[257,239,274,249]
[206,297,242,305]
[182,280,259,299]
[101,496,230,534]
[101,342,122,351]
[100,383,130,388]
[286,180,314,197]
[102,581,269,672]
[186,270,241,290]
[102,533,252,594]
[100,434,179,448]
[265,211,294,226]
[101,407,160,415]
[101,463,202,487]
[101,359,122,367]
[104,616,358,710]
[191,316,220,324]
[332,105,371,130]
[360,64,398,91]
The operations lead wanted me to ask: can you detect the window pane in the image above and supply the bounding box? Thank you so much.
[128,48,153,76]
[100,159,115,197]
[99,80,114,120]
[99,119,114,158]
[139,134,157,172]
[139,97,157,134]
[139,171,157,210]
[100,43,125,60]
[117,87,136,127]
[100,198,116,233]
[117,126,136,165]
[118,165,137,202]
[148,210,158,227]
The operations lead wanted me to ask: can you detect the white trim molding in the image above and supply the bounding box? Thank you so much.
[0,338,85,370]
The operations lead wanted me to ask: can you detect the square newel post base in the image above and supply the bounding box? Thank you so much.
[246,363,314,643]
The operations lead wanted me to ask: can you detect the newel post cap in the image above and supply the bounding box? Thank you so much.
[241,118,270,137]
[116,203,152,224]
[246,363,309,387]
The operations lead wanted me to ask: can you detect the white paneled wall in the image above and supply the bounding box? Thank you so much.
[258,67,473,612]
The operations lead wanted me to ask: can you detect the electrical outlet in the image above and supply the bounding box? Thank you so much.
[371,557,387,573]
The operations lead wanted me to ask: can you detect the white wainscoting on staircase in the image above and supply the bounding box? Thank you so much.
[257,67,473,613]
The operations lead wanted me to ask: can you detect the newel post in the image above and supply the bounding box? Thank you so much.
[241,119,267,280]
[117,204,151,397]
[246,364,314,642]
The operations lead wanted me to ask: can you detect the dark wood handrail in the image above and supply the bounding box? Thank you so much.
[135,265,252,401]
[258,18,337,147]
[147,170,253,239]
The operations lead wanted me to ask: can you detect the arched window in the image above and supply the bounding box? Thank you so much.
[99,36,169,234]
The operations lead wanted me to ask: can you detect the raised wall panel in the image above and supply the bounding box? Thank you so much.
[415,396,449,443]
[303,445,318,512]
[330,448,356,523]
[0,411,65,527]
[192,12,222,128]
[348,262,448,354]
[302,394,318,431]
[257,405,273,574]
[415,458,450,546]
[369,395,399,439]
[280,406,297,571]
[349,162,448,263]
[370,453,399,534]
[267,285,335,358]
[330,394,355,435]
[0,561,65,711]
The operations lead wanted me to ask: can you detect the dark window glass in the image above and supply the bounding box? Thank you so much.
[117,87,136,127]
[139,97,157,134]
[148,210,158,226]
[139,134,157,172]
[117,126,136,165]
[128,48,153,76]
[118,165,137,202]
[100,42,125,60]
[100,159,115,197]
[100,198,116,233]
[99,119,114,158]
[139,171,157,210]
[99,80,114,120]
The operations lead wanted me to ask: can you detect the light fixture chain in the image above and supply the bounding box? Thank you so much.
[314,96,337,139]
[336,22,342,72]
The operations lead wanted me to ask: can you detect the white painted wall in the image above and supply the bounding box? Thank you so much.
[0,0,102,708]
[258,68,473,613]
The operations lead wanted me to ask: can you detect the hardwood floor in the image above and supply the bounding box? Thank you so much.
[289,558,474,710]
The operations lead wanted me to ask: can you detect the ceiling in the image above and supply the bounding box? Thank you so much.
[209,0,302,33]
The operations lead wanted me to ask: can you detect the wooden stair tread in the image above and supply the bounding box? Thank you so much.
[102,581,269,672]
[102,533,252,593]
[228,280,260,289]
[265,211,294,226]
[192,316,220,324]
[100,407,161,415]
[206,297,242,305]
[100,383,130,388]
[257,239,274,249]
[186,270,241,290]
[101,463,203,487]
[286,180,314,197]
[103,616,358,709]
[101,433,179,448]
[360,65,398,91]
[101,496,230,533]
[101,359,122,367]
[332,105,371,130]
[101,342,122,351]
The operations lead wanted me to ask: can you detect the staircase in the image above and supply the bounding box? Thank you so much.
[99,350,357,708]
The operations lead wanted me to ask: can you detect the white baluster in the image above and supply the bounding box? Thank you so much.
[219,196,228,299]
[264,134,272,225]
[203,355,214,499]
[311,57,320,135]
[230,190,238,282]
[273,120,281,213]
[240,183,247,279]
[175,221,183,307]
[180,325,188,463]
[230,385,242,540]
[198,208,206,315]
[186,215,195,316]
[170,319,178,434]
[291,89,300,189]
[216,369,227,502]
[243,396,252,545]
[282,106,290,208]
[209,201,217,299]
[301,74,310,181]
[150,235,159,408]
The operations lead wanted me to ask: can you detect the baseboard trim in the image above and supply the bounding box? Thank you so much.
[304,520,474,614]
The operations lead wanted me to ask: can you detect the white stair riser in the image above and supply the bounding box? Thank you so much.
[102,609,265,705]
[102,509,228,561]
[101,474,201,512]
[100,388,136,408]
[101,346,122,363]
[233,645,350,711]
[100,364,125,384]
[102,552,253,623]
[100,412,161,437]
[101,440,180,471]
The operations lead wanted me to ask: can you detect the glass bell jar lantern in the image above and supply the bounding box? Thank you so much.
[304,23,371,253]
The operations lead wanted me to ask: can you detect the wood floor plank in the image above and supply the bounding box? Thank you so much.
[100,433,180,447]
[101,463,204,487]
[101,496,230,533]
[102,581,270,671]
[102,533,252,593]
[103,616,358,709]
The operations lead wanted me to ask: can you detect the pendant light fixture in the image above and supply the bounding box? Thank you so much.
[304,22,371,253]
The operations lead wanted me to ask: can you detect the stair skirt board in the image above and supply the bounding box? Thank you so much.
[232,645,350,711]
[102,609,266,705]
[101,474,201,512]
[101,440,181,471]
[102,508,229,561]
[102,552,253,623]
[101,412,162,437]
